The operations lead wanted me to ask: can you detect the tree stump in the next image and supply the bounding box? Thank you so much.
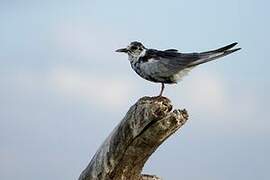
[78,96,189,180]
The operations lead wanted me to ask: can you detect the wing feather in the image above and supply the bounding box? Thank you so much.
[138,43,240,77]
[138,49,199,77]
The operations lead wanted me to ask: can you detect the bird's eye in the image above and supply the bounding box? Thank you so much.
[130,46,137,50]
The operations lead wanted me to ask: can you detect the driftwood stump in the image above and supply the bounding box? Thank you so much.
[79,96,189,180]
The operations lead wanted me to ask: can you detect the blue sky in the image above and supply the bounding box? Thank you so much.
[1,0,270,180]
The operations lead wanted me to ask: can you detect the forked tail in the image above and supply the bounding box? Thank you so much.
[188,42,241,67]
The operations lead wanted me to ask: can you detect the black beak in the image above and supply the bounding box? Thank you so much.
[116,48,128,53]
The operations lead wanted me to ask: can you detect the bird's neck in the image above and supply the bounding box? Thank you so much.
[128,55,139,63]
[128,49,146,63]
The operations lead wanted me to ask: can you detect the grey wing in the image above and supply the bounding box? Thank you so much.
[139,49,199,78]
[139,42,240,77]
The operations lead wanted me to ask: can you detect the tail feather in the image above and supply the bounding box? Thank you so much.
[201,42,238,54]
[187,43,241,67]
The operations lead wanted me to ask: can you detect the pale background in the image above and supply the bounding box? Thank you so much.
[1,0,269,180]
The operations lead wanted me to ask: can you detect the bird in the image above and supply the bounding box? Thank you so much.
[116,41,241,97]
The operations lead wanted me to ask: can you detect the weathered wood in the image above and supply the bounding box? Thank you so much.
[79,96,189,180]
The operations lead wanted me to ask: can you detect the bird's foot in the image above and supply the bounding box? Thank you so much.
[151,95,170,102]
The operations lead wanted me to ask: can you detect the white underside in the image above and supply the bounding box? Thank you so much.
[172,67,193,82]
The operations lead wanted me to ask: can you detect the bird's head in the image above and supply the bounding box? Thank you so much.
[116,41,146,58]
